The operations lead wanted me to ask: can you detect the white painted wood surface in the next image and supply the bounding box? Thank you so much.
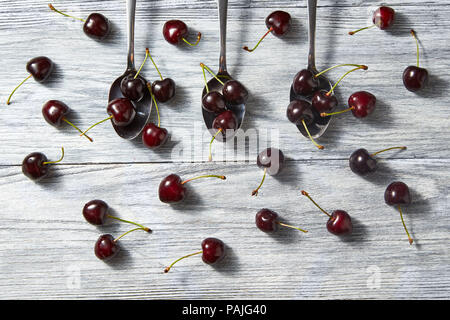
[0,0,449,299]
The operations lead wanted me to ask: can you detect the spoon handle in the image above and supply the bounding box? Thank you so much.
[307,0,317,71]
[217,0,228,73]
[126,0,136,71]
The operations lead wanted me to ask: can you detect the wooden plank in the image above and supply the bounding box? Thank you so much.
[0,159,448,299]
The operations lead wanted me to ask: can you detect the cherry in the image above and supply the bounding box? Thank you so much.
[349,146,407,176]
[152,79,176,103]
[6,56,54,105]
[42,100,93,142]
[164,237,225,273]
[256,209,307,233]
[403,30,428,92]
[301,190,353,236]
[349,6,395,35]
[243,10,291,52]
[83,199,151,231]
[120,48,153,102]
[208,110,238,161]
[159,173,226,204]
[252,148,285,196]
[287,100,324,150]
[95,225,151,261]
[202,92,227,114]
[311,90,338,113]
[163,20,201,46]
[384,181,413,244]
[22,147,64,181]
[321,91,376,119]
[107,98,136,126]
[292,69,319,96]
[80,98,137,138]
[49,4,110,40]
[222,80,248,105]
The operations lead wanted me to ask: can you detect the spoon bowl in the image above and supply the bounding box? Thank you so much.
[202,71,245,142]
[108,0,152,140]
[290,0,332,139]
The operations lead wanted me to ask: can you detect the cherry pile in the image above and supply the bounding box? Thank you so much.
[10,4,427,273]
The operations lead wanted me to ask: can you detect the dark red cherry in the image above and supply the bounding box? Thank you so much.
[107,98,136,126]
[83,13,111,40]
[403,66,428,92]
[348,91,376,118]
[142,123,169,149]
[201,238,225,264]
[83,200,108,225]
[94,234,119,260]
[222,80,248,105]
[22,152,49,181]
[302,190,352,236]
[286,100,313,125]
[158,174,186,203]
[163,20,188,45]
[312,90,338,113]
[255,209,279,232]
[42,100,69,127]
[257,148,285,175]
[212,110,238,136]
[202,91,227,113]
[373,6,395,30]
[152,78,176,102]
[266,11,291,36]
[26,56,54,82]
[384,181,411,206]
[349,148,377,175]
[120,75,146,102]
[292,69,319,96]
[327,210,353,236]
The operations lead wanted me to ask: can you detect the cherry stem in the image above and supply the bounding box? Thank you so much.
[134,48,150,79]
[113,227,148,243]
[202,66,210,93]
[80,116,113,137]
[327,66,367,95]
[371,146,407,157]
[164,251,203,273]
[145,48,164,81]
[398,206,413,245]
[209,128,222,161]
[48,4,85,22]
[315,64,367,78]
[252,168,267,196]
[106,214,151,232]
[321,107,354,118]
[410,29,420,67]
[243,27,273,52]
[302,119,324,150]
[301,190,332,219]
[63,118,93,142]
[42,147,65,165]
[181,32,202,46]
[181,174,226,185]
[147,82,161,127]
[348,24,375,35]
[200,63,225,86]
[277,222,308,233]
[6,74,32,105]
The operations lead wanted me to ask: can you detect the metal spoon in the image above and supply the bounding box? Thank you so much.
[290,0,332,139]
[108,0,152,140]
[201,0,245,141]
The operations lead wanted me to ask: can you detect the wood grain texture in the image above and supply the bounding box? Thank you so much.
[0,0,449,300]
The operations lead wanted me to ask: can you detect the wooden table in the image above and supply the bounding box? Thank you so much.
[0,0,448,299]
